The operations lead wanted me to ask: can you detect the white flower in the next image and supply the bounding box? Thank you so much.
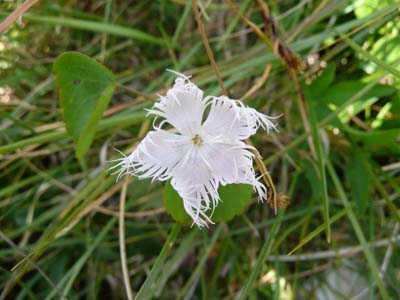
[111,73,277,228]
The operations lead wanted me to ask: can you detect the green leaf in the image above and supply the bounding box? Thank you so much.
[288,208,347,255]
[342,125,400,146]
[304,159,322,200]
[212,184,254,222]
[310,64,335,95]
[53,52,116,161]
[17,13,166,46]
[346,150,370,214]
[163,181,253,225]
[303,85,331,242]
[354,0,392,19]
[340,32,400,79]
[312,80,395,125]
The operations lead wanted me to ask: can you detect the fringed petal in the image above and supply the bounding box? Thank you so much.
[147,76,205,136]
[203,96,278,140]
[112,129,191,181]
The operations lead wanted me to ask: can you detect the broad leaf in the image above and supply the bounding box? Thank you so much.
[53,52,116,160]
[163,181,253,226]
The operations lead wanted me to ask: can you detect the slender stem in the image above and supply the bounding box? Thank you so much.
[135,223,181,300]
[239,210,284,300]
[0,0,39,33]
[119,180,134,300]
[191,0,227,96]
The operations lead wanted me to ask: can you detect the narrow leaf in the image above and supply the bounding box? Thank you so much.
[304,85,331,242]
[288,209,347,255]
[340,32,400,78]
[20,13,165,45]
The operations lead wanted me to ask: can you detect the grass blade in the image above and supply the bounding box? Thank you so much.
[239,210,284,300]
[288,208,347,255]
[326,160,389,300]
[339,32,400,79]
[135,223,181,300]
[306,92,331,242]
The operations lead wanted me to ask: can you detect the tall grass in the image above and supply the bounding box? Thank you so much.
[0,1,399,299]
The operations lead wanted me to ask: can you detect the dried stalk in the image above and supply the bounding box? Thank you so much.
[0,0,39,33]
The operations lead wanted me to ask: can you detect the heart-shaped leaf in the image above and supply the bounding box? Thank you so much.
[163,181,253,226]
[53,52,116,161]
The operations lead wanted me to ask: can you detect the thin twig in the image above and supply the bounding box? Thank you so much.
[226,0,272,48]
[0,230,67,300]
[247,138,277,213]
[241,63,272,101]
[119,179,134,300]
[116,83,157,102]
[96,206,165,218]
[0,0,39,33]
[287,0,331,42]
[191,0,227,96]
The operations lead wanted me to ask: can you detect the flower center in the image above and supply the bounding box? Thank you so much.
[192,134,203,146]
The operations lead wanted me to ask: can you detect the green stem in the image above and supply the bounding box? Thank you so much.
[135,223,181,300]
[239,210,284,300]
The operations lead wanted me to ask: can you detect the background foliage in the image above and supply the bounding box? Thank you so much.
[0,0,399,299]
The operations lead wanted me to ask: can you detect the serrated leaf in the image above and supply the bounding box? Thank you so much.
[163,181,253,226]
[53,52,116,161]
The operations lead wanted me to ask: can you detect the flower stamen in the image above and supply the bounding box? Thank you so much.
[192,134,203,146]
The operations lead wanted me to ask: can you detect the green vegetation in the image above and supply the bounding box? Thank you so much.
[0,0,399,299]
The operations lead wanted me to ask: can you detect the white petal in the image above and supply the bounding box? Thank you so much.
[169,144,220,228]
[116,129,192,181]
[182,192,214,228]
[198,139,268,201]
[169,138,267,227]
[147,77,205,136]
[203,96,277,140]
